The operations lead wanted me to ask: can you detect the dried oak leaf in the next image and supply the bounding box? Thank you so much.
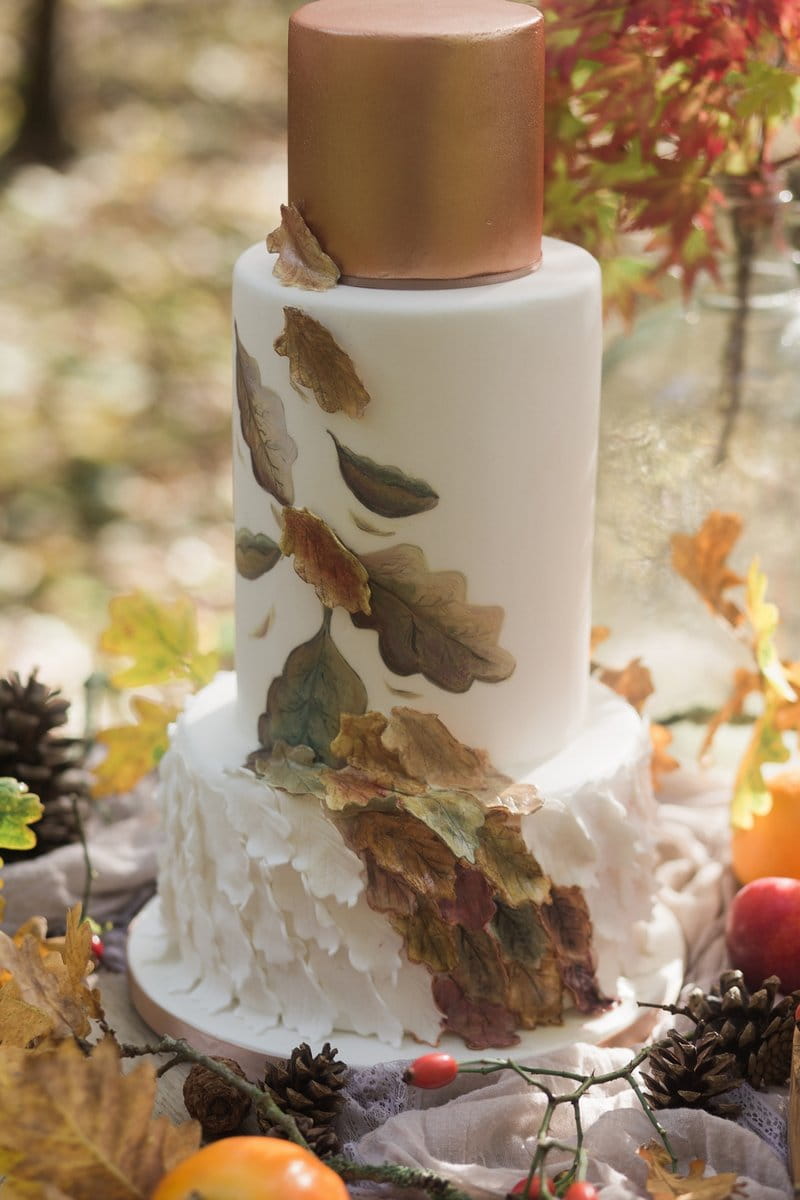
[329,430,439,518]
[638,1143,742,1199]
[475,811,550,907]
[266,203,340,291]
[539,886,612,1015]
[0,985,52,1047]
[0,1037,200,1199]
[236,325,298,506]
[0,777,42,853]
[275,306,371,418]
[599,657,654,713]
[281,507,371,615]
[92,696,180,798]
[0,904,101,1039]
[432,976,520,1051]
[352,544,516,693]
[343,809,456,901]
[671,511,744,628]
[100,591,218,690]
[259,610,368,767]
[650,724,680,790]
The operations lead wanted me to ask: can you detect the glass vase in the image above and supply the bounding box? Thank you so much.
[593,175,800,713]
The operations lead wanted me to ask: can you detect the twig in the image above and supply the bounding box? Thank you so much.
[714,202,755,467]
[325,1157,473,1199]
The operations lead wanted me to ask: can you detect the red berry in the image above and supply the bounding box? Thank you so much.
[564,1184,599,1200]
[91,933,105,961]
[508,1179,549,1198]
[403,1053,458,1089]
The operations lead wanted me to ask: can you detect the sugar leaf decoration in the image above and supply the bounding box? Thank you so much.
[236,326,298,506]
[235,528,281,580]
[266,203,340,291]
[281,507,371,615]
[274,307,371,418]
[329,431,439,518]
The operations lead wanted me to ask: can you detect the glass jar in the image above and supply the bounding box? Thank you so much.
[593,175,800,713]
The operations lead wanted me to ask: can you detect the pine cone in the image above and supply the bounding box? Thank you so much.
[642,1029,743,1116]
[257,1042,348,1156]
[685,969,800,1088]
[183,1057,251,1138]
[0,671,90,859]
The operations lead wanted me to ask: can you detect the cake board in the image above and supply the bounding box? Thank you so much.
[127,896,685,1074]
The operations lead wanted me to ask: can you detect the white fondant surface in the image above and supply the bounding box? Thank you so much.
[233,237,602,773]
[156,673,660,1047]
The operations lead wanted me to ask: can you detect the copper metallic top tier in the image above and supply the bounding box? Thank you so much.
[287,0,544,286]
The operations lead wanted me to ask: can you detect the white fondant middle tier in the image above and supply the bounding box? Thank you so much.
[233,237,602,774]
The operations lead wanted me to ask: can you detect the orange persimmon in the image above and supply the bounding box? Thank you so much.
[732,770,800,885]
[151,1136,349,1200]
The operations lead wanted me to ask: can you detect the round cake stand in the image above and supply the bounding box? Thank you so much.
[127,897,685,1074]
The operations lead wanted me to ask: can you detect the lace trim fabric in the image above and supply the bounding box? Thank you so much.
[339,1062,410,1160]
[732,1084,788,1164]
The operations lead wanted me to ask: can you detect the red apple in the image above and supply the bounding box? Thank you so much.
[725,877,800,992]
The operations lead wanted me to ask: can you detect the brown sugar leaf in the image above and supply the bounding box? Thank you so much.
[398,790,486,865]
[392,897,458,973]
[363,852,418,916]
[506,952,564,1028]
[475,810,550,907]
[432,976,520,1051]
[650,724,680,790]
[329,430,439,518]
[266,203,340,291]
[343,809,456,901]
[671,511,745,627]
[0,1038,200,1199]
[275,306,371,418]
[280,507,371,615]
[352,543,516,693]
[330,711,408,789]
[0,905,101,1040]
[539,885,612,1014]
[382,706,499,791]
[438,865,497,930]
[599,656,654,712]
[638,1143,742,1199]
[236,326,298,506]
[321,765,395,811]
[451,926,509,1006]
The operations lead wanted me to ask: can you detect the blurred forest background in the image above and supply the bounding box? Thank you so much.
[0,0,297,678]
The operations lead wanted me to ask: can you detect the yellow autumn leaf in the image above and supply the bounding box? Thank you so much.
[638,1143,741,1199]
[0,985,53,1047]
[92,696,179,797]
[731,690,790,830]
[745,558,796,702]
[100,592,217,690]
[0,1037,200,1199]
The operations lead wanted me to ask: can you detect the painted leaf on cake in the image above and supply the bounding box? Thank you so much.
[274,307,371,418]
[266,203,341,291]
[246,741,326,798]
[280,507,371,615]
[540,885,613,1014]
[352,544,515,692]
[350,511,395,538]
[438,865,497,930]
[235,528,281,580]
[92,696,180,797]
[236,326,298,506]
[342,809,457,901]
[671,511,745,628]
[475,811,550,907]
[432,977,520,1050]
[0,1038,200,1199]
[398,790,485,865]
[100,592,217,690]
[329,431,439,518]
[0,778,42,851]
[259,610,367,767]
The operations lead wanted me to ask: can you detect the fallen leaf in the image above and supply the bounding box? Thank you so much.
[280,507,371,615]
[539,886,613,1014]
[235,528,281,580]
[352,543,516,693]
[275,306,371,418]
[259,610,368,767]
[266,203,340,290]
[92,696,180,797]
[432,976,520,1050]
[0,985,53,1047]
[0,1038,200,1199]
[236,326,298,506]
[671,512,744,627]
[599,657,654,712]
[0,778,42,851]
[329,431,439,518]
[650,724,680,790]
[0,905,101,1039]
[638,1143,742,1199]
[746,558,796,701]
[99,592,217,690]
